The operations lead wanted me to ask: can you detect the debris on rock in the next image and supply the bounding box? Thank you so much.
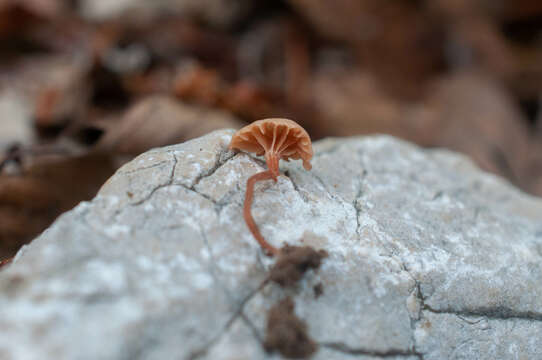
[313,282,324,298]
[264,296,318,359]
[268,244,328,288]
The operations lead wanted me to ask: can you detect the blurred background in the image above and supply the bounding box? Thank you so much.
[1,0,542,260]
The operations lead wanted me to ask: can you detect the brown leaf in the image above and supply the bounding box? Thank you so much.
[522,140,542,196]
[0,0,63,19]
[421,72,531,182]
[0,56,90,128]
[0,152,116,258]
[97,95,243,155]
[309,67,404,138]
[288,0,445,97]
[173,62,224,107]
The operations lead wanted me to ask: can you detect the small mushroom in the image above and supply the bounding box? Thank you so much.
[230,118,313,256]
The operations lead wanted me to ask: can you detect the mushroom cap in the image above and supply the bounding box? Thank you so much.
[229,118,313,170]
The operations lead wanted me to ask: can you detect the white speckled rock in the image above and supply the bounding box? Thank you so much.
[1,129,542,360]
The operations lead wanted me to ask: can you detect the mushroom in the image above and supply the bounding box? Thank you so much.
[229,118,313,256]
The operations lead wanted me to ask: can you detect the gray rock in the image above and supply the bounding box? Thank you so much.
[1,129,542,360]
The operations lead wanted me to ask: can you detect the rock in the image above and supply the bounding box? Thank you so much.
[1,129,542,359]
[77,0,251,27]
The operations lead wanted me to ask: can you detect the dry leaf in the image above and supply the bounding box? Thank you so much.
[97,95,243,154]
[0,152,116,258]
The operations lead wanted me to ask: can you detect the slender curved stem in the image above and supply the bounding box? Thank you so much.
[244,170,279,256]
[265,152,280,181]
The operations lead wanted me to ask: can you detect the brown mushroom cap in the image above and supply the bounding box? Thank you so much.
[229,118,313,171]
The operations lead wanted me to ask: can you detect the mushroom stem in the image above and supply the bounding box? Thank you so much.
[264,152,280,181]
[244,170,280,256]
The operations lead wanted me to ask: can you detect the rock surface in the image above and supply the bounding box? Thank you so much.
[1,129,542,360]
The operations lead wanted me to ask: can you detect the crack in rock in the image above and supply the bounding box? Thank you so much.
[128,149,238,214]
[422,305,542,323]
[321,342,423,359]
[352,170,368,238]
[283,170,311,204]
[188,149,236,189]
[118,160,172,175]
[187,280,268,360]
[130,153,178,206]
